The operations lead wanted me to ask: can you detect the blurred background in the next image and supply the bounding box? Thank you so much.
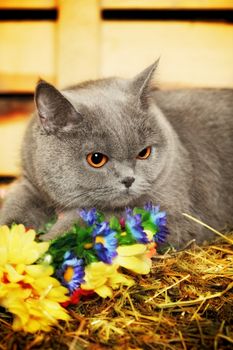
[0,0,233,188]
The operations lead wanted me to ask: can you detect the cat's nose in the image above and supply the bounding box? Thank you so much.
[121,177,135,188]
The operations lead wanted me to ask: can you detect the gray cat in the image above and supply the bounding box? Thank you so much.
[0,62,233,247]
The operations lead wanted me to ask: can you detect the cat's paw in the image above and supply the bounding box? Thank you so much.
[40,209,79,241]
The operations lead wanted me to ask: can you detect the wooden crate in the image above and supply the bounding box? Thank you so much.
[56,0,100,88]
[101,21,233,88]
[0,114,29,175]
[101,0,233,10]
[0,21,55,93]
[0,0,56,9]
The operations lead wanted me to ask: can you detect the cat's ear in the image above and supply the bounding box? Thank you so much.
[132,59,159,109]
[35,80,81,134]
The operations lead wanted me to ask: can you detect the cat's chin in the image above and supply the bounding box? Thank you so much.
[107,189,137,209]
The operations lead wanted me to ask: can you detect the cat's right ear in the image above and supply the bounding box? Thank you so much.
[131,60,159,109]
[35,80,81,134]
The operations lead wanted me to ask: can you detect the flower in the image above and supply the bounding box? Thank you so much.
[0,224,70,333]
[146,241,157,258]
[155,225,169,243]
[125,209,149,244]
[81,262,134,298]
[79,208,99,225]
[92,222,118,264]
[144,203,169,243]
[62,288,95,307]
[57,252,85,293]
[0,224,49,265]
[115,244,153,274]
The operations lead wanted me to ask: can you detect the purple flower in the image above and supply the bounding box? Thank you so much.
[125,208,149,244]
[155,225,169,243]
[92,222,118,264]
[144,202,169,243]
[57,251,85,293]
[79,208,98,225]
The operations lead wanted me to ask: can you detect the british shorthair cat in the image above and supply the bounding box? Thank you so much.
[0,62,232,247]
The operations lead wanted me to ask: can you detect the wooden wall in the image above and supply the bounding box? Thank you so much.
[0,0,233,176]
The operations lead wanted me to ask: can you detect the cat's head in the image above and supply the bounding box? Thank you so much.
[34,61,172,211]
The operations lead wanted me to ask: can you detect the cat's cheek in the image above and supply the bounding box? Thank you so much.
[135,162,157,185]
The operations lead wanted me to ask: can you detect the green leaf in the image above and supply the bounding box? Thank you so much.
[97,212,105,223]
[109,216,121,233]
[76,238,92,257]
[49,232,78,251]
[83,250,99,265]
[133,208,150,222]
[142,221,157,233]
[116,230,136,246]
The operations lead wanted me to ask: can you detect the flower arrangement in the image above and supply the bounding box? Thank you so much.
[0,203,168,333]
[0,224,70,333]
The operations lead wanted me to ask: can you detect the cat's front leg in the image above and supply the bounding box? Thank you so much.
[0,178,51,229]
[41,208,79,241]
[166,211,204,249]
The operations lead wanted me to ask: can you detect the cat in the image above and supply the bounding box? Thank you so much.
[0,61,233,248]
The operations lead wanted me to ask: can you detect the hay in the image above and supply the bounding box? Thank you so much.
[0,230,233,349]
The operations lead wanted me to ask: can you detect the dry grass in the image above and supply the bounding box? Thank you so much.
[0,232,233,350]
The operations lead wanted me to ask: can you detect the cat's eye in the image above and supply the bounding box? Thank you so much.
[86,152,108,168]
[137,146,152,160]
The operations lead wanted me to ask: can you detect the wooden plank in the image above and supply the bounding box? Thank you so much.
[0,99,33,176]
[0,73,54,93]
[0,0,56,9]
[0,21,55,92]
[101,21,233,88]
[0,114,29,176]
[57,0,101,88]
[101,0,233,10]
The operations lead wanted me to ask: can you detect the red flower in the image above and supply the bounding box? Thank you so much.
[62,288,95,307]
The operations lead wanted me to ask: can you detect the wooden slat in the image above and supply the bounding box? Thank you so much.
[0,73,55,93]
[0,21,55,92]
[101,21,233,88]
[57,0,101,88]
[0,0,56,8]
[0,114,29,176]
[101,0,233,10]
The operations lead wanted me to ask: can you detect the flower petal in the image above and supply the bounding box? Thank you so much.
[25,265,54,278]
[115,255,151,274]
[5,264,24,283]
[94,285,113,298]
[117,244,146,256]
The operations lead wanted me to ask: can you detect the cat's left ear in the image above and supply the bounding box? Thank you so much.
[35,80,82,134]
[131,59,159,109]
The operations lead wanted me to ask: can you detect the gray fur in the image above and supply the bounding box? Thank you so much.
[0,62,233,247]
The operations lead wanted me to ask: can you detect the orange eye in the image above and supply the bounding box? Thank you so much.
[86,153,108,168]
[137,146,152,160]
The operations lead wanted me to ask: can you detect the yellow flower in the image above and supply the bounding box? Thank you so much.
[81,262,134,298]
[0,224,70,332]
[80,232,156,298]
[0,224,49,265]
[114,244,153,274]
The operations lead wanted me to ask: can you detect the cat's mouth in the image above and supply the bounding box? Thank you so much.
[109,188,136,208]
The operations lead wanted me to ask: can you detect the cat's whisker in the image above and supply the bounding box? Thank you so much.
[58,191,93,212]
[58,187,117,212]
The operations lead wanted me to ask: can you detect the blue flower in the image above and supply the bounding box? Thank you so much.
[92,222,118,264]
[155,225,169,243]
[125,208,149,244]
[144,202,169,243]
[79,208,98,225]
[57,251,85,293]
